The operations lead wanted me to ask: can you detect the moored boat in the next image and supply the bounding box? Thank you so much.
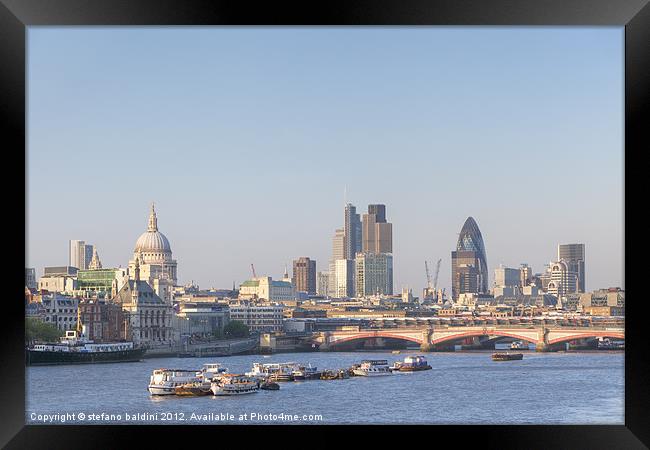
[491,352,524,361]
[510,340,528,350]
[259,381,280,390]
[352,360,393,377]
[211,374,260,395]
[174,382,212,396]
[148,369,202,395]
[391,355,432,372]
[26,330,145,366]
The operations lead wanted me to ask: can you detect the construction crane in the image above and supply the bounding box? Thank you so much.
[425,261,432,289]
[250,263,257,278]
[433,258,442,291]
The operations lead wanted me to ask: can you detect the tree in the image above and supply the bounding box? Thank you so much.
[25,318,63,344]
[223,320,249,338]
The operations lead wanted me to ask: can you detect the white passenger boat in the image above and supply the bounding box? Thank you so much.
[210,374,260,396]
[246,362,294,381]
[352,360,393,377]
[200,363,228,381]
[148,369,201,395]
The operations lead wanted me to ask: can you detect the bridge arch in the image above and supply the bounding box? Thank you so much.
[547,331,625,345]
[328,332,423,347]
[431,330,538,346]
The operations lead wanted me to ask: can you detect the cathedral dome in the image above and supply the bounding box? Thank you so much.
[134,203,172,254]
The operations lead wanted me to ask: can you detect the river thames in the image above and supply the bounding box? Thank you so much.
[26,350,624,425]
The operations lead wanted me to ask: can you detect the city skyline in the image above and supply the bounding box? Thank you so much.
[27,27,623,292]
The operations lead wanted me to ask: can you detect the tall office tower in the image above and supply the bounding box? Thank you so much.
[558,244,585,293]
[368,204,386,223]
[546,260,578,297]
[334,259,355,298]
[519,264,533,287]
[355,252,393,297]
[292,257,316,295]
[329,228,346,295]
[451,217,488,300]
[25,268,36,289]
[69,240,94,270]
[344,203,362,260]
[362,204,393,254]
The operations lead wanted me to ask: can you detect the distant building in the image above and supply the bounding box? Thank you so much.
[362,204,393,254]
[292,257,316,295]
[40,293,79,331]
[355,252,393,297]
[69,240,94,270]
[229,302,283,332]
[127,203,177,304]
[78,298,128,342]
[579,288,624,308]
[25,268,36,289]
[452,217,488,300]
[76,267,128,298]
[176,302,230,337]
[112,258,175,346]
[546,260,578,298]
[344,203,362,260]
[38,274,77,293]
[558,244,585,293]
[44,266,78,276]
[519,264,533,287]
[328,228,345,295]
[493,265,521,297]
[334,259,355,298]
[316,271,330,297]
[239,276,295,302]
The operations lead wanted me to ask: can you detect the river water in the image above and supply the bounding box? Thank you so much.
[26,350,624,425]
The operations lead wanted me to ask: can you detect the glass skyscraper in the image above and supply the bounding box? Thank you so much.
[451,217,488,300]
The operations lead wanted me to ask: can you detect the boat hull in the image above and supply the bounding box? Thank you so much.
[27,347,146,366]
[352,369,392,377]
[492,353,523,361]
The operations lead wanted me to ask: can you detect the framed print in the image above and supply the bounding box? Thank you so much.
[2,0,648,448]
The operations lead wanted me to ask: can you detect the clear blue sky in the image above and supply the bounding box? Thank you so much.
[27,27,623,293]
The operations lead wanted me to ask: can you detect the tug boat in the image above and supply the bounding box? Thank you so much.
[391,355,432,372]
[210,374,260,395]
[292,363,321,380]
[148,369,201,395]
[259,381,280,390]
[491,352,524,361]
[352,360,393,377]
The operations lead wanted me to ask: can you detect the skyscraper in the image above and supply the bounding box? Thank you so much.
[329,228,345,295]
[344,203,362,260]
[546,260,578,297]
[69,240,94,270]
[451,217,488,300]
[292,257,316,295]
[558,244,585,293]
[355,252,393,297]
[362,204,392,254]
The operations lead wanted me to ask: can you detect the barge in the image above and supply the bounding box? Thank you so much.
[491,352,524,361]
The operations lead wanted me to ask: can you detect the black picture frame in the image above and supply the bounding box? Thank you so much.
[2,0,647,448]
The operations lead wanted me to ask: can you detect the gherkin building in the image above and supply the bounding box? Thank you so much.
[452,217,488,299]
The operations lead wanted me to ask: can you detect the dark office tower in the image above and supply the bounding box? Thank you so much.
[344,203,362,260]
[451,217,488,300]
[362,204,393,254]
[368,204,386,223]
[558,244,585,293]
[292,257,316,295]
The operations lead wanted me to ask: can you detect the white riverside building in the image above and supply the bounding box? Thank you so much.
[228,303,284,332]
[238,276,295,302]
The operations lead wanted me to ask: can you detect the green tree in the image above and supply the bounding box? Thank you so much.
[25,318,63,344]
[223,320,249,338]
